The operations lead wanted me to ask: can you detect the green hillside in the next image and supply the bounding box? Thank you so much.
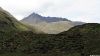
[59,23,100,55]
[0,8,29,32]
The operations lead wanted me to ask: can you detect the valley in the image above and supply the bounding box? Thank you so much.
[0,7,100,56]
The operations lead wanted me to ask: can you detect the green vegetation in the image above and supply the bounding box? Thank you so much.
[59,23,100,55]
[0,31,82,56]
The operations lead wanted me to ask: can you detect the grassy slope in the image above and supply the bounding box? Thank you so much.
[0,9,29,32]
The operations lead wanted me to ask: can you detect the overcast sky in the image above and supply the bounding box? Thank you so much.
[0,0,100,23]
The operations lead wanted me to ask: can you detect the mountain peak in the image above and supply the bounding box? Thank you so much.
[31,12,41,16]
[28,12,42,18]
[22,12,70,23]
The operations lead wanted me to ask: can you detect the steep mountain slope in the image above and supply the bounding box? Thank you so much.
[59,23,100,55]
[0,7,29,32]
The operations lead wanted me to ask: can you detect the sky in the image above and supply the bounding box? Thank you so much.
[0,0,100,23]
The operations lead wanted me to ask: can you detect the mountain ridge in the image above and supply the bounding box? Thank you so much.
[22,12,70,23]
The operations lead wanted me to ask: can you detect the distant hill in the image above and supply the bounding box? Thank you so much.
[30,21,74,34]
[21,12,85,34]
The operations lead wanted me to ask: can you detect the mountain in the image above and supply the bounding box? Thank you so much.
[21,13,69,24]
[59,23,100,55]
[21,13,85,34]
